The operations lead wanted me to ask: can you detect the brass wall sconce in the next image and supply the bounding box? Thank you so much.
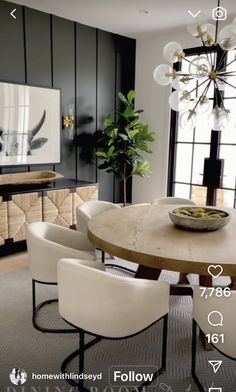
[63,115,74,128]
[63,104,75,140]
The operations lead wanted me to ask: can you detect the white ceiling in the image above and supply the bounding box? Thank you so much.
[6,0,236,38]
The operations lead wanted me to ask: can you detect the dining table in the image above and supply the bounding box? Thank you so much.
[88,203,236,281]
[88,203,236,351]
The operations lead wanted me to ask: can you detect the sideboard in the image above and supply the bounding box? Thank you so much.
[0,179,98,256]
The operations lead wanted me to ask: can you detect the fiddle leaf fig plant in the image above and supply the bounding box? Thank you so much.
[96,90,154,205]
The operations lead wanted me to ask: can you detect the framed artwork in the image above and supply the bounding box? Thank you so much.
[0,82,61,166]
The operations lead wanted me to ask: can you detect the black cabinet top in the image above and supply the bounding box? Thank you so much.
[0,179,97,197]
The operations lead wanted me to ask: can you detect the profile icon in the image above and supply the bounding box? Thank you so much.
[9,368,27,385]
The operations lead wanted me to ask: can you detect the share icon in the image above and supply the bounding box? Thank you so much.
[208,360,223,373]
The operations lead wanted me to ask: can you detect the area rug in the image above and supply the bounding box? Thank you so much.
[0,261,235,392]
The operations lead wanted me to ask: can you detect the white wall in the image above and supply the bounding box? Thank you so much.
[133,27,199,203]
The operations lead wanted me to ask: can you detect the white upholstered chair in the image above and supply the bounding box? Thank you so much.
[76,200,135,274]
[152,196,196,205]
[192,287,236,391]
[26,222,96,333]
[76,200,121,234]
[58,258,170,391]
[76,200,121,261]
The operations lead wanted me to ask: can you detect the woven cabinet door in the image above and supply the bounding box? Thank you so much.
[8,192,42,243]
[42,189,73,227]
[0,197,8,245]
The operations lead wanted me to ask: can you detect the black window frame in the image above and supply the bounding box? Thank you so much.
[167,44,229,206]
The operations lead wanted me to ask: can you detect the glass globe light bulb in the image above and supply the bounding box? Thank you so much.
[219,25,236,51]
[153,64,172,85]
[163,42,184,63]
[208,106,230,131]
[196,96,210,114]
[172,75,191,90]
[187,13,208,37]
[180,110,196,130]
[189,56,211,78]
[202,23,216,47]
[168,90,190,112]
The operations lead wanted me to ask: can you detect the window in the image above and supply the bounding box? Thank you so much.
[168,46,236,208]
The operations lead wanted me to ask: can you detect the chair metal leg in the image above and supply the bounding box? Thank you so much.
[32,280,76,334]
[135,315,168,392]
[101,250,136,275]
[191,320,205,392]
[79,332,85,391]
[61,315,168,391]
[161,314,168,370]
[61,336,101,391]
[105,263,136,275]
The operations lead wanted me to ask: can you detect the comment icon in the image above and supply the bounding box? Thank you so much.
[207,311,223,327]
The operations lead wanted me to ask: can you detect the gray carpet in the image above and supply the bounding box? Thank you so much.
[0,260,235,392]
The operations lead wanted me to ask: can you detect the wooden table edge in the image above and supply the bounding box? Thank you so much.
[88,228,235,276]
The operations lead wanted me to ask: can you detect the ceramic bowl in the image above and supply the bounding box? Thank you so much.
[169,206,231,231]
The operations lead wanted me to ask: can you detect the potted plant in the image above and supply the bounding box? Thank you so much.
[96,90,154,206]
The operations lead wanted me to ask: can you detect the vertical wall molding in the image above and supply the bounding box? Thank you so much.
[112,37,118,203]
[50,14,54,87]
[22,6,29,172]
[95,28,99,184]
[74,22,78,181]
[0,1,135,201]
[50,14,56,173]
[22,7,27,84]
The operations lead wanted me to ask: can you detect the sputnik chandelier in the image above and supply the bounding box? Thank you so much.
[153,2,236,131]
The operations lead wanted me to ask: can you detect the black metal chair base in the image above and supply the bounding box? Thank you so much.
[32,280,76,334]
[105,263,136,275]
[135,366,165,392]
[61,315,168,391]
[101,250,136,275]
[61,336,101,391]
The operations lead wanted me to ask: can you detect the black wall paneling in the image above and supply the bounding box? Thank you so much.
[97,30,116,202]
[76,23,97,183]
[24,8,52,87]
[24,7,54,173]
[1,166,29,174]
[0,2,25,83]
[116,35,136,97]
[0,1,25,175]
[52,16,76,180]
[0,0,136,201]
[114,35,136,203]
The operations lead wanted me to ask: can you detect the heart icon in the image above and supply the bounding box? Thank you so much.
[207,264,223,278]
